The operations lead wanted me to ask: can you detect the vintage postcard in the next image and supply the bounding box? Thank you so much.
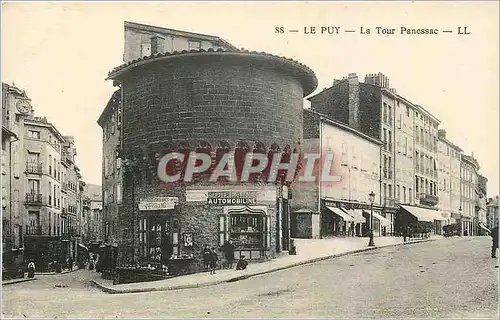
[1,1,499,319]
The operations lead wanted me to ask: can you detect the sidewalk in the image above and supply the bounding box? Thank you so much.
[2,277,37,286]
[92,235,440,294]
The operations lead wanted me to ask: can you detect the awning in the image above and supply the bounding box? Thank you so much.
[401,205,445,222]
[479,224,491,233]
[346,209,365,224]
[363,210,391,227]
[326,206,354,222]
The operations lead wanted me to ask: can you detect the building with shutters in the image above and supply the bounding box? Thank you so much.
[292,109,383,239]
[308,73,446,236]
[437,129,463,227]
[2,82,84,275]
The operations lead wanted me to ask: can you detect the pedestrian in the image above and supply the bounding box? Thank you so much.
[221,240,235,269]
[27,260,36,278]
[350,222,355,237]
[402,225,408,242]
[202,244,211,271]
[209,248,218,275]
[491,225,499,258]
[236,255,248,270]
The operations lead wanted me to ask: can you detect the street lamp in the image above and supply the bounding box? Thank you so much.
[458,206,463,237]
[368,191,376,247]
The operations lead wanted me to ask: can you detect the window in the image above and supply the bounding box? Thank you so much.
[404,137,408,155]
[409,188,413,203]
[49,182,52,205]
[403,186,407,203]
[116,183,122,204]
[49,155,52,175]
[397,185,400,202]
[383,103,387,123]
[415,176,419,193]
[28,179,40,194]
[27,130,40,139]
[188,40,201,49]
[230,214,264,249]
[406,106,410,117]
[388,131,392,151]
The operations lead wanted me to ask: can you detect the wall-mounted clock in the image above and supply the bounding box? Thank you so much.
[16,99,31,114]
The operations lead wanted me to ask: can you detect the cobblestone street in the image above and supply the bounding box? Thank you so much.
[2,237,498,319]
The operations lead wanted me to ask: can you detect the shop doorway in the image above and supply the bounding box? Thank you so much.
[224,206,269,260]
[138,212,179,265]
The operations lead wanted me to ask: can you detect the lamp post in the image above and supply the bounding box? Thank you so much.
[458,207,463,237]
[368,191,375,247]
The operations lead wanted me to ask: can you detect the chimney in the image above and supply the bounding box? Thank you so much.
[471,152,474,159]
[348,73,360,130]
[150,35,165,55]
[364,72,390,88]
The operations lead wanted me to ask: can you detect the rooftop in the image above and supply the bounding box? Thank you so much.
[107,48,318,96]
[124,21,238,51]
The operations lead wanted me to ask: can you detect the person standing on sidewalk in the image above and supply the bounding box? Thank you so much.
[209,248,218,275]
[202,245,211,271]
[221,240,235,269]
[491,224,499,258]
[27,260,36,278]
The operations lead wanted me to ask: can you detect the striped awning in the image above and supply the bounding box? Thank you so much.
[401,205,445,222]
[346,209,365,224]
[326,206,355,222]
[363,210,391,227]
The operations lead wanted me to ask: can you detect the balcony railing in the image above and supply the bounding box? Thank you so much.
[26,225,42,235]
[26,162,43,174]
[25,193,43,205]
[419,193,439,206]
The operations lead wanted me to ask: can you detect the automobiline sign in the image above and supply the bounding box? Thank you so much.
[207,191,258,205]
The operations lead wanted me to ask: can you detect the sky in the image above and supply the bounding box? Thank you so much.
[2,2,499,195]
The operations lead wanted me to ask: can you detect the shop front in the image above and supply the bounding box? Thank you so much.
[320,200,375,238]
[116,184,286,284]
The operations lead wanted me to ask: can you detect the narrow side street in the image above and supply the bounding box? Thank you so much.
[2,237,498,319]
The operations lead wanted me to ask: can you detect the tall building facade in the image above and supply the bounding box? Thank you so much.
[437,129,463,226]
[292,109,383,239]
[80,182,103,245]
[460,154,480,236]
[2,83,31,278]
[1,82,84,274]
[309,73,444,236]
[487,196,499,230]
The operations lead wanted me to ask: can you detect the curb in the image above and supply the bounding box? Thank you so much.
[36,268,80,276]
[91,238,436,294]
[2,278,37,286]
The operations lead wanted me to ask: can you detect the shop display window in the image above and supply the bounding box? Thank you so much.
[229,214,264,249]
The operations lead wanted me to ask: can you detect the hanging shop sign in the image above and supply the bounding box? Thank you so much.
[138,197,179,211]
